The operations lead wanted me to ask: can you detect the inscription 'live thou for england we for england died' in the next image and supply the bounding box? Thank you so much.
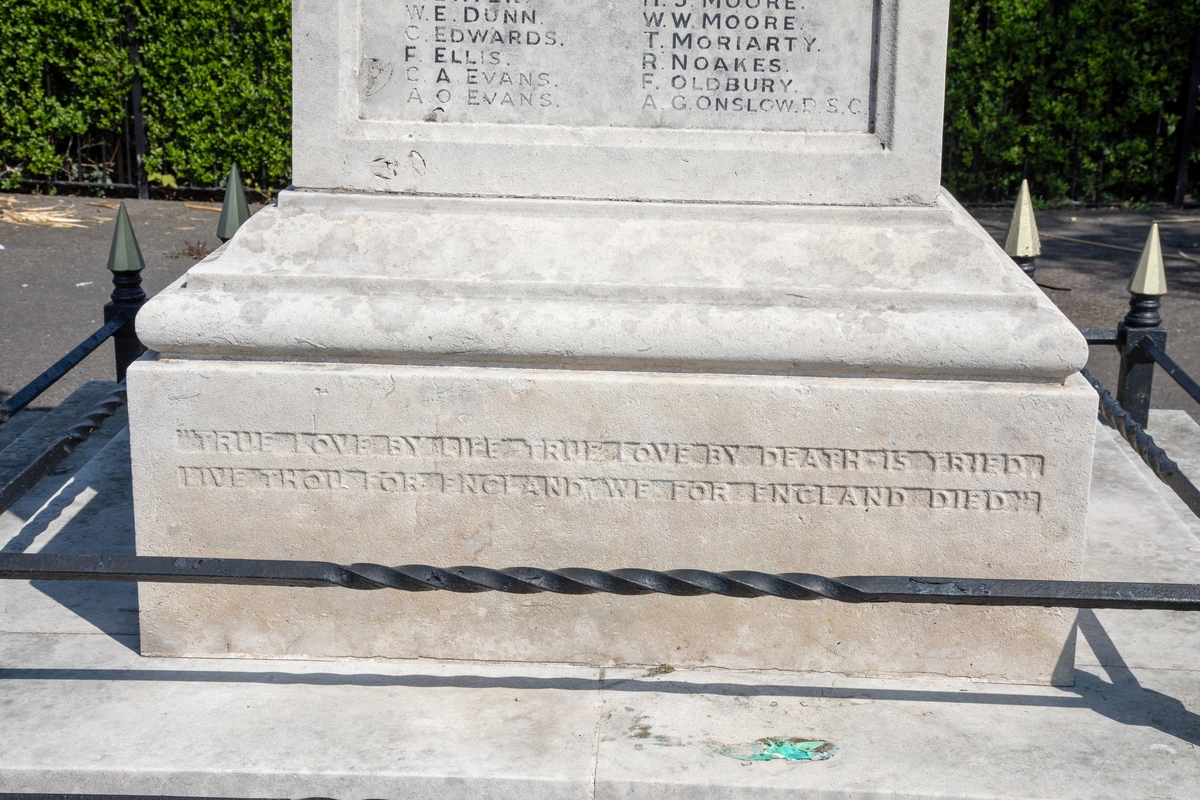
[357,0,877,132]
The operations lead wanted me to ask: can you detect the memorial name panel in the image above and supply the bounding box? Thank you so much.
[357,0,877,132]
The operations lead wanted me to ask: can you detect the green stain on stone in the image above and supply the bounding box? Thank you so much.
[716,738,837,763]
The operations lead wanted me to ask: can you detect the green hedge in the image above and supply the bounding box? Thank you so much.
[945,0,1200,203]
[0,0,290,191]
[0,0,130,181]
[1,1,1197,201]
[137,0,290,189]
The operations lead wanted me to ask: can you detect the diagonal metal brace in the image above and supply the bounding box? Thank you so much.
[1139,339,1200,407]
[1081,368,1200,519]
[2,554,1200,611]
[0,315,127,425]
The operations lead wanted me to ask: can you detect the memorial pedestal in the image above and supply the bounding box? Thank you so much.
[127,0,1096,684]
[128,192,1095,684]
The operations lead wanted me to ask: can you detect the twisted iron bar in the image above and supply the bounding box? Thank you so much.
[0,382,128,514]
[1080,368,1200,519]
[3,553,1200,610]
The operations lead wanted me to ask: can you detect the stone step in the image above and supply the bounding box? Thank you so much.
[0,407,48,453]
[1104,410,1200,542]
[0,425,136,638]
[1140,408,1200,541]
[1,420,1199,798]
[0,380,122,490]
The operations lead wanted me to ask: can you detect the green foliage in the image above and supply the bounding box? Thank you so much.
[0,0,129,180]
[945,0,1200,202]
[0,1,1197,201]
[136,0,290,187]
[0,0,290,191]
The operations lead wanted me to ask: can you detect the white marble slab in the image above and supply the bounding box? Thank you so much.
[136,191,1087,380]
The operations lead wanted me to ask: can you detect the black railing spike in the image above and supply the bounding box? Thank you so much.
[1115,224,1170,427]
[106,202,145,274]
[217,162,252,242]
[1003,179,1040,281]
[1124,223,1168,325]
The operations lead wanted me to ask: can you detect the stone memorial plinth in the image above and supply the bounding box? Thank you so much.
[127,0,1095,684]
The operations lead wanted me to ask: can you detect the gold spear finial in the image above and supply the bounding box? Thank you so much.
[1127,223,1168,297]
[1004,179,1041,260]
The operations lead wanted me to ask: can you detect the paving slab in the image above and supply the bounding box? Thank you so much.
[1143,409,1200,541]
[0,426,136,639]
[593,659,1200,800]
[0,408,47,453]
[0,420,1198,797]
[0,632,601,799]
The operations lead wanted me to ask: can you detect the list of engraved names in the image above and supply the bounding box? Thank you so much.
[356,0,877,131]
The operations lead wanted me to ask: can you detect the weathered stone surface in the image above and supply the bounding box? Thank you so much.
[135,191,1088,380]
[129,358,1096,683]
[127,0,1099,683]
[293,0,950,205]
[2,420,1198,798]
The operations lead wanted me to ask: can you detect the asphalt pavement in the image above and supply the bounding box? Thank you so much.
[0,196,236,406]
[1,193,1198,416]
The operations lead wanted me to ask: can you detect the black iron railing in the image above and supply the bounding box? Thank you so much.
[1082,301,1171,430]
[1140,339,1200,408]
[2,554,1200,610]
[0,192,1198,616]
[0,315,128,424]
[1081,369,1200,519]
[0,203,145,429]
[1069,242,1200,521]
[0,201,146,516]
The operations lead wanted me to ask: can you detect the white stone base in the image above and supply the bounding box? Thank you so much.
[2,418,1198,798]
[127,358,1096,683]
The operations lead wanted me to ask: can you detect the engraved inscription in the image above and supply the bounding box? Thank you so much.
[173,428,1048,514]
[356,0,877,132]
[176,468,1042,513]
[175,431,1047,478]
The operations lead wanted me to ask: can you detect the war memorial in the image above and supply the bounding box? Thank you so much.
[125,0,1098,682]
[1,0,1199,796]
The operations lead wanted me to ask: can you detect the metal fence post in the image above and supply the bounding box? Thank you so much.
[1116,224,1169,428]
[127,7,149,201]
[104,203,148,381]
[1004,179,1040,280]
